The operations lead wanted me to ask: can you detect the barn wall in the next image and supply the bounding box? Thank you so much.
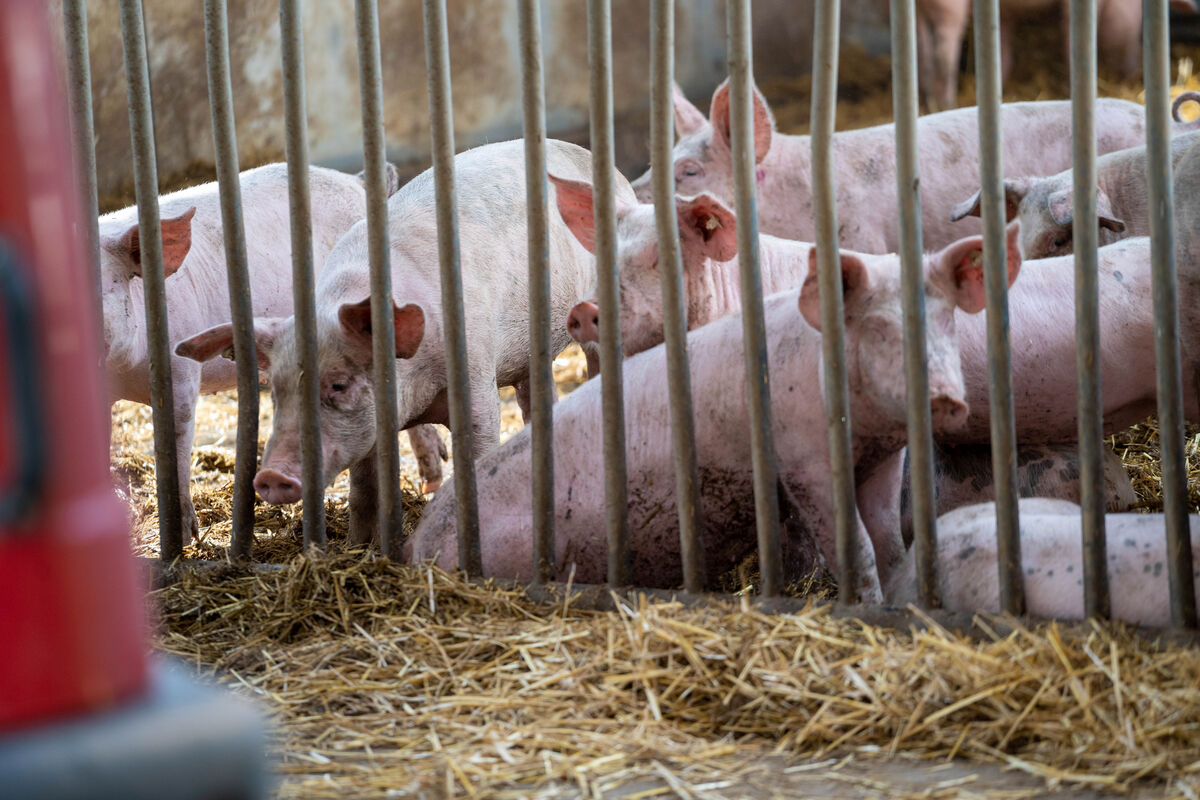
[45,0,890,208]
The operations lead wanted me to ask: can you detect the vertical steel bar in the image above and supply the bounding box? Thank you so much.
[1144,0,1196,627]
[62,0,102,321]
[518,0,556,583]
[586,0,631,587]
[1069,0,1109,620]
[422,0,482,575]
[972,0,1024,615]
[278,0,326,551]
[203,0,258,560]
[811,0,859,604]
[726,1,782,597]
[891,0,939,608]
[650,0,705,593]
[118,0,183,561]
[354,0,403,559]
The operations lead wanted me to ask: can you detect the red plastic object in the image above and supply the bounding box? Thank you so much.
[0,0,148,730]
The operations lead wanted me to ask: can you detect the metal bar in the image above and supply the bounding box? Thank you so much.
[650,0,705,593]
[278,0,325,551]
[1069,0,1109,620]
[891,0,938,608]
[586,0,630,587]
[422,0,481,575]
[62,0,102,324]
[518,0,556,583]
[971,0,1023,615]
[811,0,858,604]
[1144,0,1196,628]
[203,0,258,560]
[726,1,782,597]
[354,0,403,559]
[118,0,183,561]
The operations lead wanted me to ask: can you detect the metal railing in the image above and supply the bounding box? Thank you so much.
[62,0,1196,629]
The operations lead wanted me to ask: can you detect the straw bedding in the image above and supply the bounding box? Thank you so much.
[113,34,1200,797]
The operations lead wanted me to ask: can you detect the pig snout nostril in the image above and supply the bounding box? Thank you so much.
[254,469,302,505]
[930,397,969,432]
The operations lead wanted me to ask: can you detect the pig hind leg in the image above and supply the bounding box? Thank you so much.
[407,424,448,493]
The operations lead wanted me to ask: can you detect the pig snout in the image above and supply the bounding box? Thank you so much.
[930,395,969,432]
[254,468,302,505]
[567,301,600,345]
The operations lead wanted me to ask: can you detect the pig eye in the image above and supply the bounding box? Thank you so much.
[331,381,348,393]
[675,159,703,182]
[1053,234,1071,249]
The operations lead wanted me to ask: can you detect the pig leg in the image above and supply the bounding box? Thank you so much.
[407,424,448,494]
[916,7,937,110]
[471,375,503,454]
[348,449,378,546]
[854,450,907,585]
[513,376,558,425]
[782,470,883,603]
[930,15,968,112]
[171,363,202,547]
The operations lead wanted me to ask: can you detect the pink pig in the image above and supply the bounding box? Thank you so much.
[950,125,1200,260]
[100,161,448,544]
[176,140,635,545]
[632,80,1175,253]
[408,232,1014,602]
[886,498,1200,628]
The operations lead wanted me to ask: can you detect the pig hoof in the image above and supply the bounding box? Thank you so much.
[421,478,443,495]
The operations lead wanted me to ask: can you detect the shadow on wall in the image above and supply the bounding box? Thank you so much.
[44,0,891,211]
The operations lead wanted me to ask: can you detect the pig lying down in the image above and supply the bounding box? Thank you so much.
[102,161,444,543]
[177,140,634,545]
[895,443,1136,549]
[887,498,1200,629]
[633,79,1170,252]
[951,124,1200,260]
[409,232,1013,601]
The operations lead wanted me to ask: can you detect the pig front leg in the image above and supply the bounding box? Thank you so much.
[171,363,202,547]
[348,449,378,546]
[470,375,503,455]
[854,450,907,586]
[407,424,448,493]
[783,470,884,603]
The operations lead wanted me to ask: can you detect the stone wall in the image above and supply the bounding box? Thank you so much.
[45,0,889,208]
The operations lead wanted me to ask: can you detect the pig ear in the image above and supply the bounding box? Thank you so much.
[935,224,1022,315]
[1096,189,1127,233]
[797,248,869,332]
[675,192,738,263]
[337,298,426,359]
[549,173,598,254]
[357,162,402,196]
[121,207,196,278]
[174,318,281,370]
[673,82,707,138]
[948,179,1028,222]
[1046,188,1074,226]
[709,79,773,162]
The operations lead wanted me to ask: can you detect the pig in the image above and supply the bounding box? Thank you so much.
[915,0,1199,112]
[896,443,1137,549]
[554,183,1136,580]
[886,498,1200,628]
[175,140,636,545]
[100,161,446,544]
[632,79,1182,253]
[950,125,1200,260]
[408,233,1018,602]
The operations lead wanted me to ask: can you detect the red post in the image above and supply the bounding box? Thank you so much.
[0,0,149,730]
